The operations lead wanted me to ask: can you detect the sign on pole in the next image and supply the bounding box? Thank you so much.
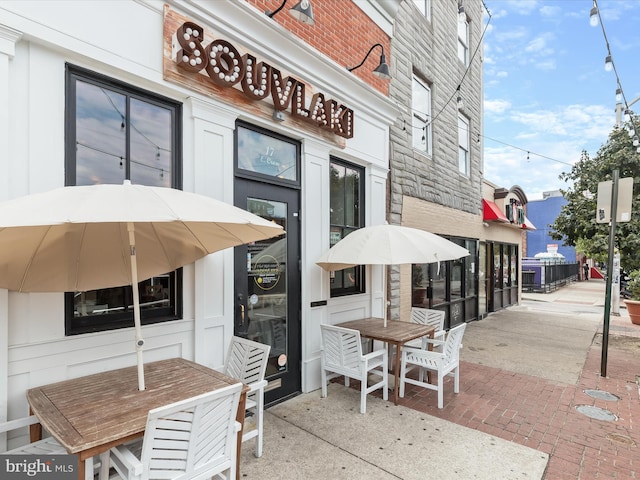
[597,177,634,223]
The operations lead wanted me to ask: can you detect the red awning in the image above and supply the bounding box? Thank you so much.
[522,216,537,230]
[482,199,510,223]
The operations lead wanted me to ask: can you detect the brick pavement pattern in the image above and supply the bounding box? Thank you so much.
[398,283,640,479]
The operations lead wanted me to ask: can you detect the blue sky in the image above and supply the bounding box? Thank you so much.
[482,0,640,200]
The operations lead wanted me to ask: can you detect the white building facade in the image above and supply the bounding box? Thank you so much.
[0,0,399,439]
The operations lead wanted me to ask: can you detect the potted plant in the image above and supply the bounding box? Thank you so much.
[623,270,640,325]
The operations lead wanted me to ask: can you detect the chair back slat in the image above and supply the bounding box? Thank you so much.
[140,383,242,480]
[320,324,364,375]
[224,336,271,386]
[410,307,445,331]
[443,323,466,363]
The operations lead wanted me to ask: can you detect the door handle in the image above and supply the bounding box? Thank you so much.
[240,304,245,326]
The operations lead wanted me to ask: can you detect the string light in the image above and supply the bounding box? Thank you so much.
[425,3,492,130]
[590,0,640,152]
[604,54,613,72]
[407,108,572,167]
[589,0,599,27]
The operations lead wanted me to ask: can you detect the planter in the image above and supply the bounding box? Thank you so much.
[412,287,427,307]
[623,299,640,325]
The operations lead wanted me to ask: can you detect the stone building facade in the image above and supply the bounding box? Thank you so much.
[387,0,486,326]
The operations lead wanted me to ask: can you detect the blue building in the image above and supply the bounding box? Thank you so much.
[526,191,577,262]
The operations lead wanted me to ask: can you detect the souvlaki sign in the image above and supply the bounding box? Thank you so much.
[169,18,354,139]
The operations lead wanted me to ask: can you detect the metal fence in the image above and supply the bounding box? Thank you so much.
[522,262,580,293]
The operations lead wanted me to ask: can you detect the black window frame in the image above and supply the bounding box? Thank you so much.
[234,121,301,189]
[64,64,183,335]
[329,157,365,297]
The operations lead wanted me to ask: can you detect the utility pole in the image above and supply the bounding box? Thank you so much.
[601,170,618,377]
[597,172,633,377]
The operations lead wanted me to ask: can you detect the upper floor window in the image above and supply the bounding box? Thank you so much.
[64,65,182,335]
[330,158,365,297]
[458,14,469,65]
[458,114,470,176]
[412,75,432,155]
[412,0,431,21]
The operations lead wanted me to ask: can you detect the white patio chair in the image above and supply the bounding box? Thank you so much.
[399,322,467,409]
[1,415,105,480]
[392,308,446,380]
[223,336,271,458]
[1,415,66,454]
[320,324,388,414]
[109,383,242,480]
[409,307,446,350]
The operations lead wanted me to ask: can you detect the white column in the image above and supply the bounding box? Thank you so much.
[0,23,22,438]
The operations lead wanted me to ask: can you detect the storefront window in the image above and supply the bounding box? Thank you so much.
[503,246,510,287]
[412,237,478,323]
[236,124,299,184]
[64,65,182,335]
[429,262,447,306]
[451,258,463,299]
[465,239,476,296]
[494,246,502,290]
[329,158,364,297]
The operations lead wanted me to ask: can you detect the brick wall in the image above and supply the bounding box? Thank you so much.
[244,0,390,95]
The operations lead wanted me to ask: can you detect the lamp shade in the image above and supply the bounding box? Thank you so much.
[373,54,391,80]
[289,0,315,25]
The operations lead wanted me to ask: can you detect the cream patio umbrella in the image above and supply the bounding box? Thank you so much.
[316,224,470,326]
[0,180,284,390]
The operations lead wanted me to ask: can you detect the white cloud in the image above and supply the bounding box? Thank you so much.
[505,0,538,16]
[525,32,554,53]
[539,6,561,17]
[484,98,512,114]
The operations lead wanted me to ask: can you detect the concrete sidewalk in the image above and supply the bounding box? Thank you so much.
[240,278,640,479]
[240,384,548,479]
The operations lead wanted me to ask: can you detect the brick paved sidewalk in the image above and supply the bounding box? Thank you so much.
[398,333,640,479]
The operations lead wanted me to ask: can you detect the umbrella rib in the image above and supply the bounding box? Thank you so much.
[18,226,52,292]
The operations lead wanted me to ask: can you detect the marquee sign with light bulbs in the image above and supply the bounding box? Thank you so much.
[163,7,354,140]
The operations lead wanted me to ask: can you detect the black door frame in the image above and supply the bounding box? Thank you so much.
[234,178,301,405]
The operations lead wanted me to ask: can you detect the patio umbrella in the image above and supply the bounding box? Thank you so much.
[315,224,470,326]
[0,180,284,390]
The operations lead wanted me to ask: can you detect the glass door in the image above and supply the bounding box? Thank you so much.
[234,178,301,405]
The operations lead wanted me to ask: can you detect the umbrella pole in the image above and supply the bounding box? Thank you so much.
[384,264,387,328]
[128,223,145,391]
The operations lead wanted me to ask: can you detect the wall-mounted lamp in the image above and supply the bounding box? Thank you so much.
[347,43,391,80]
[458,2,466,22]
[266,0,315,25]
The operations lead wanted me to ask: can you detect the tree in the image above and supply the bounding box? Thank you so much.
[550,120,640,272]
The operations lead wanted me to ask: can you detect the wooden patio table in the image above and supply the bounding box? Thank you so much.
[27,358,248,480]
[335,318,434,405]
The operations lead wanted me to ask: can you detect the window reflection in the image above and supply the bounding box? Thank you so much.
[329,159,364,297]
[237,126,297,181]
[75,81,172,186]
[67,69,179,334]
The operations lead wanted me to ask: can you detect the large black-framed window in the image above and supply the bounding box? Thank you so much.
[329,158,365,297]
[64,64,183,335]
[411,237,479,326]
